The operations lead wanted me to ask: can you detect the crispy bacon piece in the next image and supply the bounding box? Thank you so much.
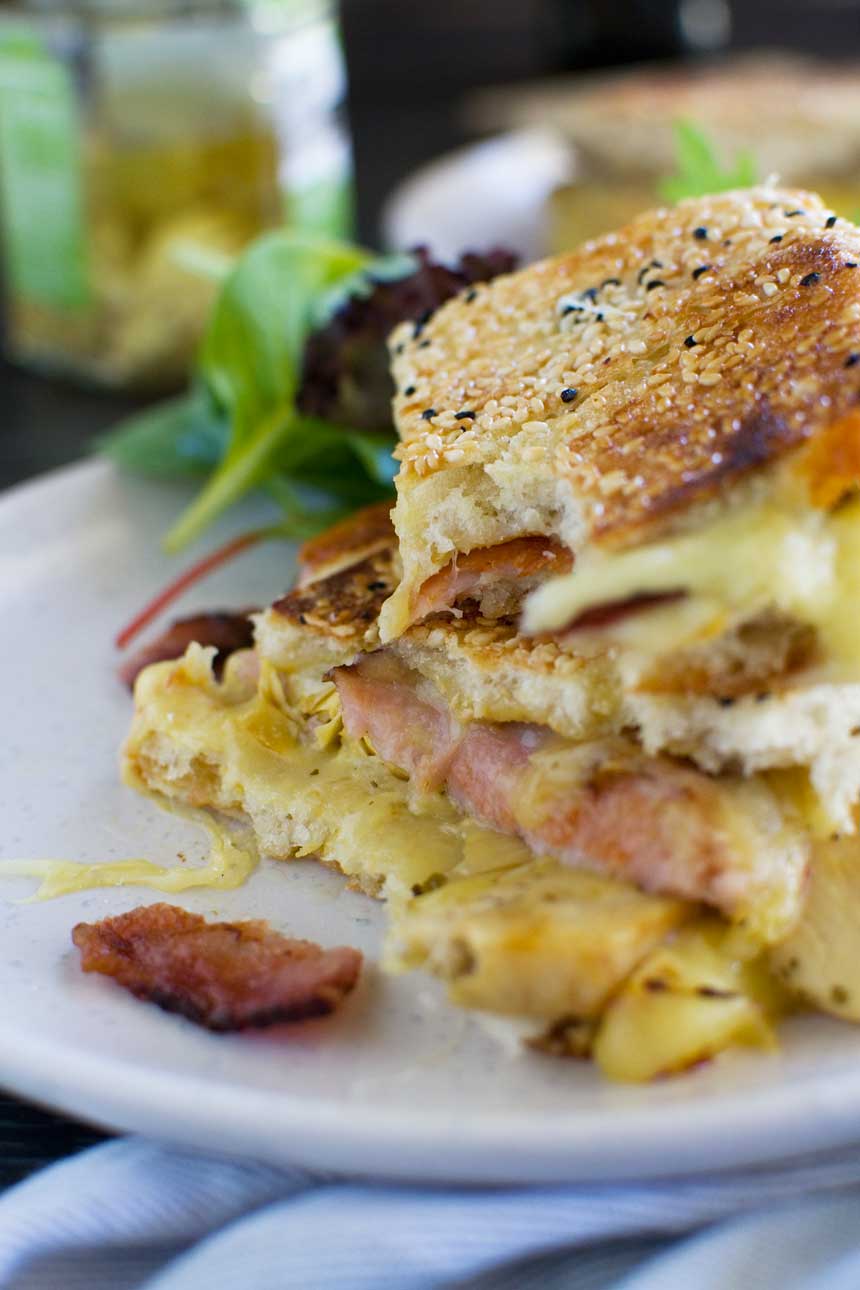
[558,590,685,633]
[119,610,256,690]
[72,903,362,1032]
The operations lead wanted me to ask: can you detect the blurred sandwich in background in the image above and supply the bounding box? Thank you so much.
[469,54,860,249]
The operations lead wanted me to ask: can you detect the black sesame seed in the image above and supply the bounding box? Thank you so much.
[418,339,431,348]
[560,387,578,403]
[394,343,404,355]
[693,226,708,240]
[692,264,711,280]
[367,581,387,591]
[645,279,665,291]
[454,410,476,420]
[755,691,771,703]
[601,277,621,288]
[421,408,436,420]
[847,262,858,269]
[769,234,783,244]
[784,209,805,217]
[845,353,860,368]
[403,385,416,397]
[800,272,821,287]
[636,265,651,284]
[717,697,735,708]
[652,259,663,268]
[413,309,432,338]
[826,215,838,228]
[582,287,599,302]
[684,335,697,348]
[595,312,604,322]
[464,288,478,303]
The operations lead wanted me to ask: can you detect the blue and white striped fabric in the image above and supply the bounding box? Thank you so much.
[2,1137,860,1289]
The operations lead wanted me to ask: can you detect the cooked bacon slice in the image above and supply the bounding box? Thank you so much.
[335,651,459,788]
[410,537,573,623]
[119,611,256,690]
[333,653,797,921]
[559,590,685,633]
[72,903,362,1032]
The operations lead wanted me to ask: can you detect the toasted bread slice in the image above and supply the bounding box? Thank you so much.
[253,503,860,830]
[382,187,860,638]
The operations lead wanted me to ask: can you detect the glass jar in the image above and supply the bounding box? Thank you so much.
[0,0,353,391]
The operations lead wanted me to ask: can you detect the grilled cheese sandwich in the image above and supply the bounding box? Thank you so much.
[123,188,860,1078]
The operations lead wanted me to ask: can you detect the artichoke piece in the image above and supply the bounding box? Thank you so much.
[385,858,688,1022]
[594,920,781,1082]
[771,835,860,1022]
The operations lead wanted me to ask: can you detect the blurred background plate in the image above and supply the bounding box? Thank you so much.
[382,129,574,262]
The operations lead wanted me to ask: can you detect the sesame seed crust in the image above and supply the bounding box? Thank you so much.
[263,514,619,738]
[294,501,395,588]
[271,547,397,650]
[389,187,860,552]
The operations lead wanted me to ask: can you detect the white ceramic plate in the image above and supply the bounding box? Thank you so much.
[3,460,860,1185]
[382,129,574,262]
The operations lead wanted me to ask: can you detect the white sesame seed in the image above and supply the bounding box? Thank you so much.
[762,282,778,297]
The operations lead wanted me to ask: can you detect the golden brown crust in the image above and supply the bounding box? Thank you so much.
[390,188,860,551]
[296,501,394,586]
[272,544,398,648]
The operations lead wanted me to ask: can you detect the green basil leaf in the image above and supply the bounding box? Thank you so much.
[344,432,398,486]
[658,120,758,203]
[311,251,417,329]
[163,231,373,551]
[201,229,372,446]
[97,387,228,478]
[264,475,351,538]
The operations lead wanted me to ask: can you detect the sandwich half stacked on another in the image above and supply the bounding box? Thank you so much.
[125,187,860,1080]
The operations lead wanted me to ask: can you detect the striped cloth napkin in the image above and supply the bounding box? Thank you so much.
[1,1137,860,1289]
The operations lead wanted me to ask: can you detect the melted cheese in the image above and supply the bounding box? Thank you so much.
[2,807,257,901]
[7,641,839,1077]
[524,495,860,676]
[123,650,512,901]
